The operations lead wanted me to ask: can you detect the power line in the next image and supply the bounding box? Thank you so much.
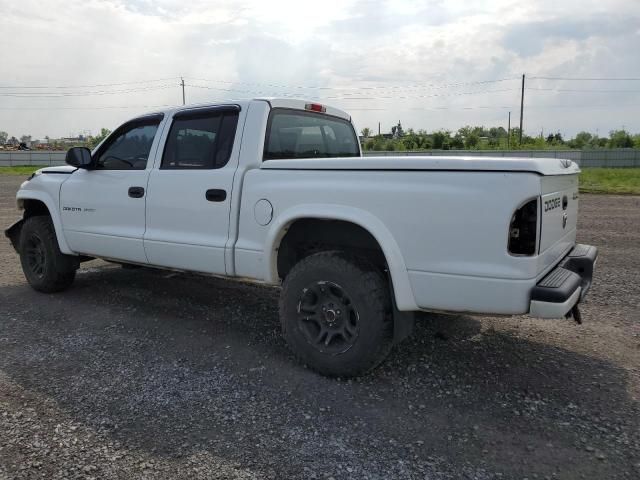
[184,76,520,92]
[346,103,640,111]
[524,103,640,109]
[0,77,180,89]
[348,105,516,111]
[0,75,520,94]
[0,84,177,98]
[334,88,518,101]
[411,105,515,110]
[358,77,520,91]
[325,89,519,100]
[2,74,639,135]
[185,83,520,100]
[526,87,640,93]
[323,85,516,97]
[5,102,633,112]
[0,104,175,110]
[529,76,640,81]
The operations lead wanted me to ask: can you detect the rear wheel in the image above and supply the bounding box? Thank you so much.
[280,251,393,377]
[19,216,78,293]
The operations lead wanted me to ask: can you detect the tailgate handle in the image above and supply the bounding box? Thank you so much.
[206,189,227,202]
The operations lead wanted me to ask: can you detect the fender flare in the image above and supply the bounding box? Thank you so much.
[264,203,419,311]
[16,190,74,255]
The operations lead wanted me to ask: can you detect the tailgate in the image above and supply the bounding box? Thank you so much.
[538,174,579,271]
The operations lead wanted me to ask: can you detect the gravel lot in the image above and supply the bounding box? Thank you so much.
[0,173,638,479]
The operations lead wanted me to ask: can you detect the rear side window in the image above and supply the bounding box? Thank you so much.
[264,109,359,160]
[161,109,239,169]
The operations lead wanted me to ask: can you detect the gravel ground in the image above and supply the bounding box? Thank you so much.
[0,174,638,479]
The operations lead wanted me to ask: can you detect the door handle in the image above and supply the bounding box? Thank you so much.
[205,189,227,202]
[128,186,145,198]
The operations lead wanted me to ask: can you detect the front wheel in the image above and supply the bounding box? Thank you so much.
[280,251,393,377]
[19,216,78,293]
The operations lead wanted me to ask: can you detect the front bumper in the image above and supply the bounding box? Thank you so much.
[529,244,598,319]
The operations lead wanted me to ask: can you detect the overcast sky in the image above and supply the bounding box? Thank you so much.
[1,0,639,139]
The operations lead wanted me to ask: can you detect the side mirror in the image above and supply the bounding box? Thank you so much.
[65,147,95,169]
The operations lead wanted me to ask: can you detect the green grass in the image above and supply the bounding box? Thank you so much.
[579,168,640,195]
[1,165,639,195]
[0,165,41,175]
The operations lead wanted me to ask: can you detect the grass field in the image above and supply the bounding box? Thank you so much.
[0,166,40,175]
[578,168,640,195]
[1,166,639,195]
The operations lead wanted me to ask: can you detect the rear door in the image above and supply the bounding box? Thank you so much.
[60,114,163,263]
[143,105,242,274]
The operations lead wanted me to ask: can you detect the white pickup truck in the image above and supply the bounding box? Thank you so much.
[6,98,597,376]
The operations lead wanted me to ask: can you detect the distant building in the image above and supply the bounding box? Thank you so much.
[58,136,86,145]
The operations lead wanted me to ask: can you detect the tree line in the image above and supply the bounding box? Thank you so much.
[0,128,112,150]
[360,123,640,151]
[3,125,640,152]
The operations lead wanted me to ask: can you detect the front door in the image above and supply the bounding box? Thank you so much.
[60,114,164,263]
[143,106,241,274]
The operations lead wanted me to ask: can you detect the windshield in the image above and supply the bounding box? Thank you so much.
[264,109,360,160]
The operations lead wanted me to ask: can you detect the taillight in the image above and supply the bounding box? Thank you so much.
[305,103,326,113]
[508,198,538,255]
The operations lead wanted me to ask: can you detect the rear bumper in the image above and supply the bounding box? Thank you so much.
[529,244,598,318]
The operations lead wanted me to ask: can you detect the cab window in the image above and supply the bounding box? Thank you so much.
[161,109,239,169]
[96,118,161,170]
[264,109,359,160]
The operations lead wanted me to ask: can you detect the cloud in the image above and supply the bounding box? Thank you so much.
[503,15,640,57]
[1,0,639,139]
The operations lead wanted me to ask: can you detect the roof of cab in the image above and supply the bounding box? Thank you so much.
[142,98,351,122]
[253,98,351,121]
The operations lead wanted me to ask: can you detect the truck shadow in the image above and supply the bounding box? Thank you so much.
[1,265,638,478]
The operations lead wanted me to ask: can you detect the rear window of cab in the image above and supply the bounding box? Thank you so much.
[263,108,360,160]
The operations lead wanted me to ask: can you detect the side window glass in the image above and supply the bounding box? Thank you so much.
[264,109,359,160]
[161,111,239,169]
[97,123,159,170]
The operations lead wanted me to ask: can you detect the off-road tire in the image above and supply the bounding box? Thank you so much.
[19,216,78,293]
[280,251,393,377]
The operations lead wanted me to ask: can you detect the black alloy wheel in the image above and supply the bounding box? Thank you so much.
[24,232,47,278]
[297,280,360,355]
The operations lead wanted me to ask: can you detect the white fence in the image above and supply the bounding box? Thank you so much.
[2,149,640,168]
[0,151,66,167]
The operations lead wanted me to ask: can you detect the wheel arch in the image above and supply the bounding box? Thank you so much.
[265,204,418,311]
[16,191,74,255]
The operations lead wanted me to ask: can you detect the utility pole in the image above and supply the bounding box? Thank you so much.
[181,77,186,105]
[378,122,381,136]
[519,74,525,145]
[507,111,511,148]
